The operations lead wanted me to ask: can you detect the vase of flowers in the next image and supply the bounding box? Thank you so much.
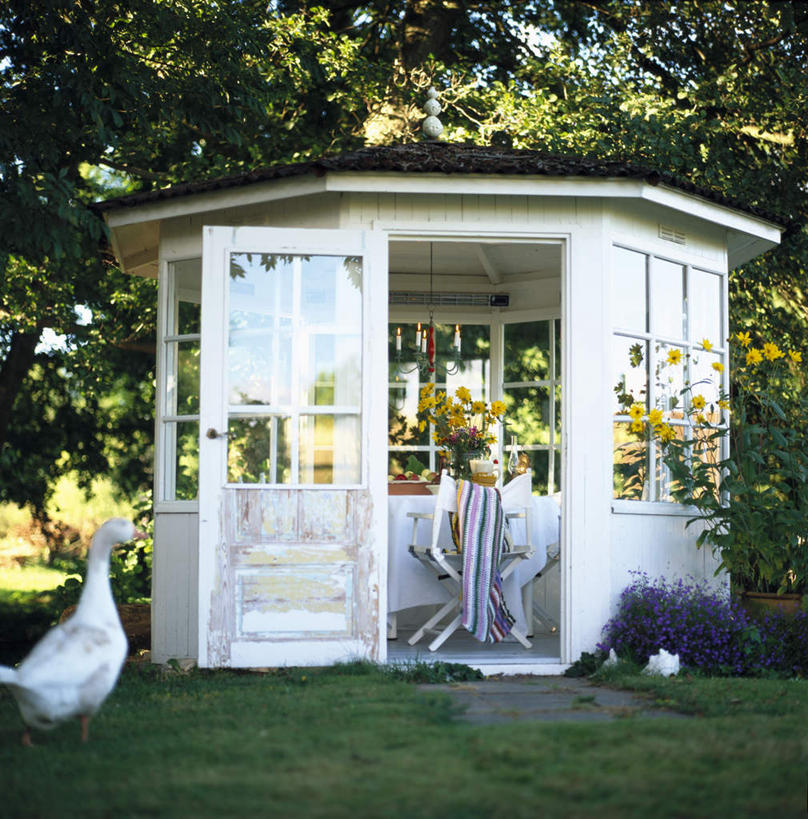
[417,384,506,481]
[617,333,807,600]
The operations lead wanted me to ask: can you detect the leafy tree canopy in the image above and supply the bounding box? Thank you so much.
[2,0,807,512]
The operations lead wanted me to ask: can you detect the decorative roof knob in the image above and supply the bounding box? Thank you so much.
[422,86,443,140]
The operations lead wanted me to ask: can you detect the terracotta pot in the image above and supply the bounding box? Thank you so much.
[736,590,803,616]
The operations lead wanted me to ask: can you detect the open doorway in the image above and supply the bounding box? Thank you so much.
[385,237,564,669]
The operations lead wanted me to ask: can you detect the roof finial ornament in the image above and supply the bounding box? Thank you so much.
[421,87,443,141]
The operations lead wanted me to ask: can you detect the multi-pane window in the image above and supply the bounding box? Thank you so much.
[611,245,727,502]
[225,253,362,486]
[160,259,201,501]
[502,320,561,495]
[387,318,561,494]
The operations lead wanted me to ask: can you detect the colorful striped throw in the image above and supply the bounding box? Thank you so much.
[455,479,515,643]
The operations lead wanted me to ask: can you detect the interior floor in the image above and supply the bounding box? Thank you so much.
[386,627,561,667]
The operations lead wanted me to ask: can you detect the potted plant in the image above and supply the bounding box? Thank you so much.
[619,334,807,608]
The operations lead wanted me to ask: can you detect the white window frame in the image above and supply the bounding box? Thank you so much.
[611,242,729,511]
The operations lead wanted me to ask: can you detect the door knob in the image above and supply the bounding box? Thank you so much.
[206,427,226,439]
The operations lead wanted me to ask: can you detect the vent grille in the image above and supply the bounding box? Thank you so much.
[659,224,687,245]
[389,291,496,307]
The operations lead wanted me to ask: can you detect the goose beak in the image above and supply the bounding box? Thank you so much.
[132,528,147,541]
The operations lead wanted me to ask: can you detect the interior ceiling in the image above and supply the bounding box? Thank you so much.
[388,241,561,283]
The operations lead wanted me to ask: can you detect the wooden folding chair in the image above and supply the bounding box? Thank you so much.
[406,470,534,652]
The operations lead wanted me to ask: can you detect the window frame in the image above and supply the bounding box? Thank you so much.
[611,242,729,510]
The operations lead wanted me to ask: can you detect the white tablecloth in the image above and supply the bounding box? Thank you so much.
[387,493,561,633]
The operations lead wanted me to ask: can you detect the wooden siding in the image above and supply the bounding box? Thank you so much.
[152,512,199,663]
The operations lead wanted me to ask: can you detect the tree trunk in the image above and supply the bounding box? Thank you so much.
[0,330,41,448]
[400,0,464,70]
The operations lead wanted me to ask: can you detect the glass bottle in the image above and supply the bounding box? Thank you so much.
[507,435,520,477]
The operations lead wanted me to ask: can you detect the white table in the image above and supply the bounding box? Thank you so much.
[387,493,561,635]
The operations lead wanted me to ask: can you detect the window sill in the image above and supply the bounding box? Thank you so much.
[611,499,698,517]
[154,500,199,515]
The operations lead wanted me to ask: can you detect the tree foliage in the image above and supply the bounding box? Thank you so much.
[2,0,807,512]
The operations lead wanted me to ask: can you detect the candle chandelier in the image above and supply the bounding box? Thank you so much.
[392,243,462,378]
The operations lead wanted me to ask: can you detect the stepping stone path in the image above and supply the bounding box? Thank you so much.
[420,676,690,724]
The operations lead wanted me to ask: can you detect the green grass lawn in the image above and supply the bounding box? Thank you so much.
[1,662,805,818]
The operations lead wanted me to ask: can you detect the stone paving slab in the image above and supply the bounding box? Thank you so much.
[419,676,690,724]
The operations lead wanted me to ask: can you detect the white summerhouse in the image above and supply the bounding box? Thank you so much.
[97,141,785,673]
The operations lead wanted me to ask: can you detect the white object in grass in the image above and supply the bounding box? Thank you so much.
[643,648,680,676]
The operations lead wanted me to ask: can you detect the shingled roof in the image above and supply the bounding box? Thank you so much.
[93,141,786,225]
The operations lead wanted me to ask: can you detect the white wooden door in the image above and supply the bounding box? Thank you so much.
[198,227,388,668]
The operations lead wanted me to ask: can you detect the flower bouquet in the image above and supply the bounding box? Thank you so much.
[417,383,506,481]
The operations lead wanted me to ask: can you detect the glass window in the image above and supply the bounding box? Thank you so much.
[652,259,686,339]
[161,259,201,502]
[612,247,647,332]
[612,246,726,502]
[690,268,722,345]
[226,253,362,486]
[388,322,490,476]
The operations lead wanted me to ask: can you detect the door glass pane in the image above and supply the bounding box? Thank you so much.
[227,416,292,484]
[300,414,360,484]
[612,247,647,332]
[652,259,686,339]
[227,253,362,485]
[504,321,549,382]
[690,268,722,346]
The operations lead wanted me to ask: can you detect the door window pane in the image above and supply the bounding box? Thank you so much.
[227,416,292,484]
[612,247,647,332]
[227,253,362,486]
[300,414,360,484]
[652,259,686,339]
[163,420,199,501]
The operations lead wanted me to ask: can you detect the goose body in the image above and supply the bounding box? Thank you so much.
[0,517,144,744]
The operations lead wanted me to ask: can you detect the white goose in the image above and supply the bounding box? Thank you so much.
[0,517,145,745]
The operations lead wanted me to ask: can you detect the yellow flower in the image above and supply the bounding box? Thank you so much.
[695,413,708,425]
[666,348,682,365]
[418,420,426,432]
[490,400,506,417]
[789,350,802,364]
[701,338,713,351]
[471,400,486,414]
[628,402,645,421]
[420,382,435,398]
[746,348,763,366]
[648,408,664,426]
[455,386,472,403]
[657,423,675,443]
[762,342,784,362]
[718,399,730,410]
[630,419,644,434]
[736,331,751,348]
[712,361,725,373]
[691,394,706,410]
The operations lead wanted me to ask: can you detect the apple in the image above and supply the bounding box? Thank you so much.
[394,473,408,481]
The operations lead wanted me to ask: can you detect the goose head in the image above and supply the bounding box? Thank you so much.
[90,517,146,559]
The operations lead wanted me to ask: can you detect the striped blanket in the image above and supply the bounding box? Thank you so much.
[454,479,515,643]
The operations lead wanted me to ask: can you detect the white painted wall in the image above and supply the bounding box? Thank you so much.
[151,512,199,663]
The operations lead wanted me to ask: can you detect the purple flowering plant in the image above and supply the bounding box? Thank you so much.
[599,572,808,676]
